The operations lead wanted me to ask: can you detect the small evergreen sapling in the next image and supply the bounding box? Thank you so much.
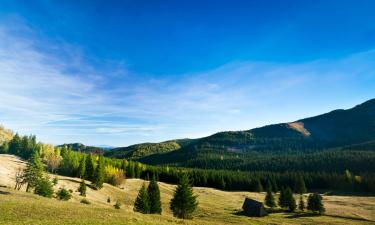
[78,179,87,197]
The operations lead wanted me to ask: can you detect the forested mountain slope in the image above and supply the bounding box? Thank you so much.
[108,99,375,171]
[104,139,195,160]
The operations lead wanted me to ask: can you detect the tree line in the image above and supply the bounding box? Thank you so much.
[1,134,375,194]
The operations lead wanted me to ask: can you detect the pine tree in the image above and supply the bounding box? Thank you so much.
[148,176,162,214]
[307,193,325,214]
[170,173,198,219]
[85,154,95,180]
[134,183,150,214]
[78,179,87,196]
[92,157,104,189]
[77,157,86,179]
[24,151,44,192]
[264,188,276,208]
[286,187,296,212]
[298,195,305,211]
[279,187,296,212]
[294,175,307,194]
[279,188,288,208]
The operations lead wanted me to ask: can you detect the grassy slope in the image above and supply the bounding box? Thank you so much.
[0,155,374,225]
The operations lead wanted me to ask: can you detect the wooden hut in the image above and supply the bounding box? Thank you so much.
[242,197,268,217]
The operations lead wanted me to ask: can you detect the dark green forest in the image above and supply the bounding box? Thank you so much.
[1,134,375,194]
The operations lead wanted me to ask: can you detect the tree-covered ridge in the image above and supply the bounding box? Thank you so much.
[58,143,107,155]
[122,98,375,167]
[105,139,195,159]
[0,125,13,145]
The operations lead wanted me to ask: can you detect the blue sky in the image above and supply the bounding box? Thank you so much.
[0,0,374,146]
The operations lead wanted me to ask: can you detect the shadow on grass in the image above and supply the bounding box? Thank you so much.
[231,210,246,216]
[57,178,99,190]
[286,212,374,222]
[311,189,375,197]
[0,190,11,195]
[325,214,374,222]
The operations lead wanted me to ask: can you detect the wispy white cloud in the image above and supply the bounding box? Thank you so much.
[1,20,374,146]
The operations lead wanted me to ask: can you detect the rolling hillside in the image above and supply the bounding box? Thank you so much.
[104,99,375,171]
[104,139,195,160]
[0,154,374,225]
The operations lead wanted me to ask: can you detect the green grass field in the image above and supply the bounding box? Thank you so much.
[1,155,375,225]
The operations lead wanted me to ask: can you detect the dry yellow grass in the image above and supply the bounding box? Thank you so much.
[1,154,374,225]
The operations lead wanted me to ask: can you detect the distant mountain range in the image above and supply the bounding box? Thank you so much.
[100,98,375,171]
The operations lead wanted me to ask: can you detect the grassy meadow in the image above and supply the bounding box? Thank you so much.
[0,155,375,225]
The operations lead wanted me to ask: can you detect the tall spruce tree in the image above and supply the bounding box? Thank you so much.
[170,173,198,219]
[92,157,104,189]
[279,187,296,212]
[85,154,95,181]
[24,151,44,192]
[307,193,325,214]
[77,157,86,179]
[134,183,150,214]
[264,188,276,208]
[148,176,162,214]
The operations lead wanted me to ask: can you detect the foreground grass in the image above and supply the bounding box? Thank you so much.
[1,185,374,225]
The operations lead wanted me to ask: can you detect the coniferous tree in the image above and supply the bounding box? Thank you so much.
[78,179,87,196]
[24,151,44,192]
[134,183,150,214]
[294,175,307,194]
[128,163,135,178]
[307,193,325,214]
[279,188,288,208]
[170,173,198,219]
[148,175,162,214]
[264,188,276,208]
[92,157,104,189]
[298,195,305,211]
[77,157,86,179]
[286,187,296,212]
[85,154,95,180]
[279,187,296,211]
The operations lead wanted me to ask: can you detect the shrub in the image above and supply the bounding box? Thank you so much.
[114,200,121,209]
[78,180,86,197]
[56,188,72,201]
[105,165,125,186]
[80,198,91,205]
[52,177,59,185]
[34,176,54,198]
